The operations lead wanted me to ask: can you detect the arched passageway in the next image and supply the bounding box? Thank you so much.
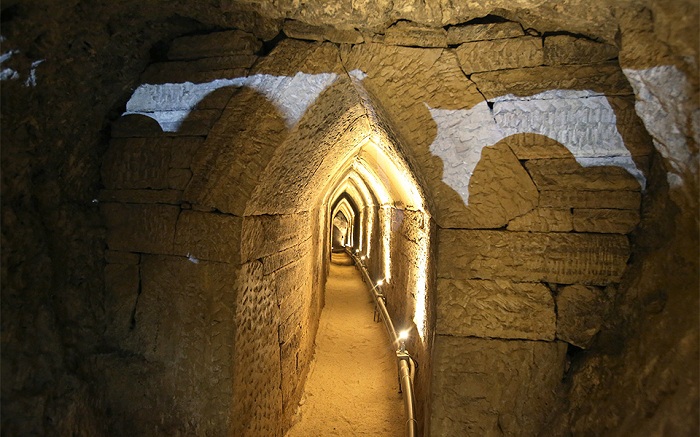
[95,20,676,437]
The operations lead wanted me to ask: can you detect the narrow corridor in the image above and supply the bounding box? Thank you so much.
[285,252,404,436]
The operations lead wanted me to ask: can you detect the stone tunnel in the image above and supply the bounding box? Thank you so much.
[1,1,698,436]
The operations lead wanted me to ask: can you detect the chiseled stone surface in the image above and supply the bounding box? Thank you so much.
[446,22,524,44]
[126,255,239,435]
[573,208,641,234]
[104,250,140,265]
[283,20,364,44]
[104,263,139,344]
[448,142,539,229]
[141,55,257,84]
[525,158,642,192]
[241,213,311,263]
[436,278,555,340]
[556,284,607,348]
[438,229,630,285]
[168,29,262,60]
[471,62,633,99]
[232,260,282,436]
[455,36,543,74]
[101,203,179,255]
[382,21,447,47]
[539,189,641,210]
[507,208,574,232]
[544,34,618,65]
[431,336,567,436]
[173,210,242,263]
[98,189,183,205]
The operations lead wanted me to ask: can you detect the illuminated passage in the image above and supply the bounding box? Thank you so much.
[285,252,404,436]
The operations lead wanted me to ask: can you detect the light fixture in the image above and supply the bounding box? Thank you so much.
[397,329,410,353]
[376,279,384,286]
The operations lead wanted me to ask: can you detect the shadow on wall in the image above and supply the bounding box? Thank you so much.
[100,85,294,437]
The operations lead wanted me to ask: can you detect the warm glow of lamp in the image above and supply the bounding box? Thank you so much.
[398,329,410,341]
[376,279,384,286]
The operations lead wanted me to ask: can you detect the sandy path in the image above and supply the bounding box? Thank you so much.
[285,253,405,437]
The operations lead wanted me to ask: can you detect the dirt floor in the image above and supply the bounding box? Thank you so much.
[285,253,405,436]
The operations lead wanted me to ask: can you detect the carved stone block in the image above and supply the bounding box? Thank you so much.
[437,278,556,340]
[431,336,567,436]
[455,36,543,74]
[437,230,630,285]
[573,208,641,234]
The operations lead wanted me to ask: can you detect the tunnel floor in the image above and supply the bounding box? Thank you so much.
[285,252,404,436]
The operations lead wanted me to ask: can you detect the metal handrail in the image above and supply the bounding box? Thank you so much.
[344,248,418,437]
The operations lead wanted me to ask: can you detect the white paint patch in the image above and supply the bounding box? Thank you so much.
[427,89,646,205]
[0,49,20,81]
[1,68,19,80]
[623,65,697,180]
[24,59,44,87]
[125,72,338,131]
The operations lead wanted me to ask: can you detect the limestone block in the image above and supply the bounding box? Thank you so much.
[437,142,539,229]
[104,250,140,265]
[437,230,630,285]
[170,137,205,168]
[102,203,179,255]
[525,158,641,191]
[102,138,171,190]
[232,260,282,436]
[283,20,364,44]
[507,208,573,232]
[503,133,575,160]
[141,56,256,84]
[382,22,447,47]
[539,189,641,210]
[103,136,203,190]
[446,22,524,45]
[167,168,192,190]
[431,336,567,436]
[99,189,182,205]
[241,213,311,263]
[573,208,640,234]
[455,36,543,74]
[132,255,238,369]
[556,284,607,348]
[544,34,618,65]
[260,240,311,276]
[104,263,139,343]
[168,30,262,60]
[173,210,242,263]
[436,278,556,340]
[471,62,633,99]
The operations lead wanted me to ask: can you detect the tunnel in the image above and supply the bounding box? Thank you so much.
[1,2,698,437]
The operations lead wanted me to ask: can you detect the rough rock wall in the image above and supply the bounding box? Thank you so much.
[2,1,698,436]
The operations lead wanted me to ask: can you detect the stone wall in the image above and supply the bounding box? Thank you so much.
[2,2,697,436]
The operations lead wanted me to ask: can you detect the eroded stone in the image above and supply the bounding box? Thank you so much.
[173,210,242,263]
[168,30,262,60]
[455,36,543,74]
[102,203,179,254]
[573,208,641,234]
[556,284,607,348]
[446,22,524,44]
[436,278,556,340]
[471,62,633,99]
[431,336,567,436]
[437,229,630,285]
[544,34,618,65]
[507,208,573,232]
